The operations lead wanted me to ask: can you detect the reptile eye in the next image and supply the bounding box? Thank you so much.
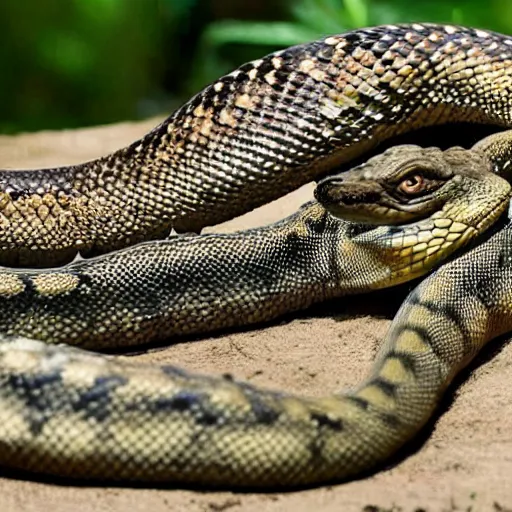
[398,174,425,195]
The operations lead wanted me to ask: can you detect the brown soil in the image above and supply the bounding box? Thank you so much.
[1,119,512,512]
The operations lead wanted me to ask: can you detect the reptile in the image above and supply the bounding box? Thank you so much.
[1,23,512,487]
[0,139,509,486]
[2,23,512,267]
[0,143,506,348]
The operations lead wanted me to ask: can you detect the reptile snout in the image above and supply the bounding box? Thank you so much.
[315,177,381,208]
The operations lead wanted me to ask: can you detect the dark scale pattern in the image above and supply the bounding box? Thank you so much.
[1,137,505,352]
[1,24,512,266]
[0,203,357,348]
[0,135,508,486]
[0,23,512,488]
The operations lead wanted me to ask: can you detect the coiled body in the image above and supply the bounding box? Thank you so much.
[2,24,512,266]
[0,23,512,488]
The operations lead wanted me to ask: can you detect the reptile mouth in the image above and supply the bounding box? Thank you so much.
[388,192,512,283]
[474,193,511,232]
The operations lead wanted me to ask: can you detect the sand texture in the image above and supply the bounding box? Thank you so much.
[1,120,512,512]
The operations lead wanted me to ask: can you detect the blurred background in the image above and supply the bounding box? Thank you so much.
[1,0,511,134]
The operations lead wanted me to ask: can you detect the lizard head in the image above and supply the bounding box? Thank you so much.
[316,143,512,285]
[314,144,510,231]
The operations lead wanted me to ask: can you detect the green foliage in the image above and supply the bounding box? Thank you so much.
[0,0,170,132]
[189,0,512,93]
[1,0,512,133]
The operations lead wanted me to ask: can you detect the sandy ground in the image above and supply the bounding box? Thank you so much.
[1,119,512,512]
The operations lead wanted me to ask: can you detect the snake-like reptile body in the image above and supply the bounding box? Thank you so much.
[0,140,509,486]
[2,23,512,487]
[2,24,512,266]
[0,144,507,349]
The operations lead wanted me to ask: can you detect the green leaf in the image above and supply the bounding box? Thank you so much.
[292,0,352,34]
[343,0,368,26]
[203,20,321,48]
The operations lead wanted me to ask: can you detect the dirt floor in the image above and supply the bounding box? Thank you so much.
[1,119,512,512]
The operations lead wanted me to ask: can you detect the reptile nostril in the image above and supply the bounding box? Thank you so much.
[314,181,332,201]
[315,176,345,201]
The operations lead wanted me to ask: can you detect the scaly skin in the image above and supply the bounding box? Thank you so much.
[2,24,512,266]
[0,141,507,486]
[4,226,512,487]
[2,23,512,487]
[0,145,506,349]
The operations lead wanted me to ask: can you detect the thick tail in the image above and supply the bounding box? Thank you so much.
[0,225,510,487]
